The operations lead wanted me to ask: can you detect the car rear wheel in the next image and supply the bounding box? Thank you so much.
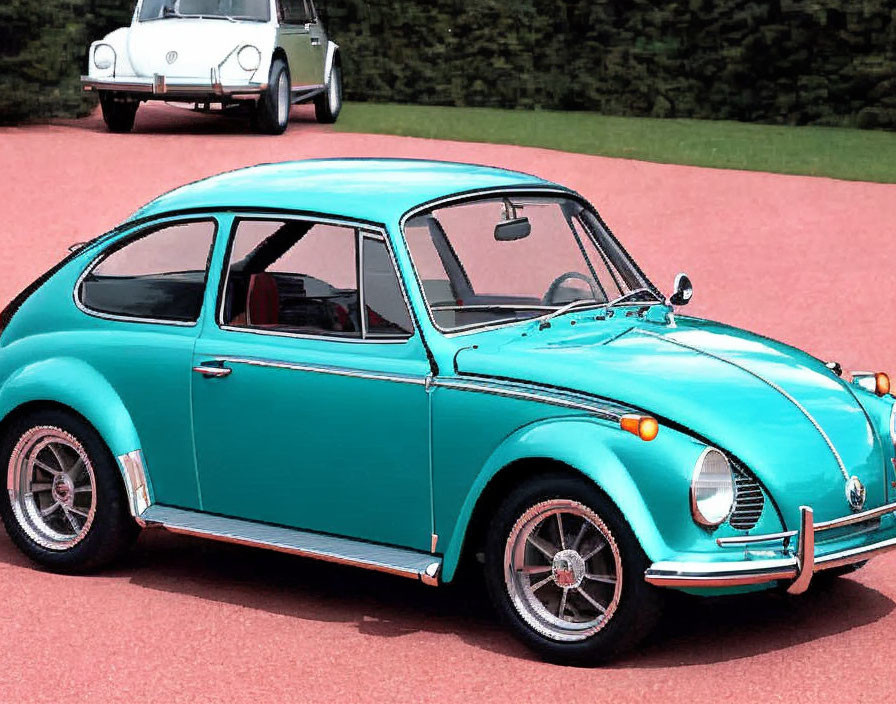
[99,92,138,133]
[0,409,138,573]
[484,473,661,664]
[252,58,291,135]
[314,64,342,124]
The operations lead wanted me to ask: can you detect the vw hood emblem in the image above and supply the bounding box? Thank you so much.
[846,476,866,512]
[166,50,178,64]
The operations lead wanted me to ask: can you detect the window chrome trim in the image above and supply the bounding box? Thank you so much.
[73,216,219,328]
[212,355,428,385]
[397,186,660,338]
[431,375,629,421]
[216,213,416,344]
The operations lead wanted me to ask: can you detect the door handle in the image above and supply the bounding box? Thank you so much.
[193,364,232,378]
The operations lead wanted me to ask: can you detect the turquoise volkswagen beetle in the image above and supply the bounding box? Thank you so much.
[1,159,895,663]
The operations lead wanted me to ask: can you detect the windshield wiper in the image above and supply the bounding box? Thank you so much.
[606,287,663,308]
[536,299,603,330]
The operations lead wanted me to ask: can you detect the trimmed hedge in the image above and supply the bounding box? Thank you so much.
[2,0,895,128]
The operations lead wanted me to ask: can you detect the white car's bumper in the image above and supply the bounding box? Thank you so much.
[81,74,267,99]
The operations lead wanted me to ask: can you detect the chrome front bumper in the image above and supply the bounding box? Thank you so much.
[644,502,896,595]
[81,75,267,98]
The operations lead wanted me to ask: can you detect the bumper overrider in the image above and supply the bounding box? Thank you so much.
[644,501,896,594]
[80,72,267,99]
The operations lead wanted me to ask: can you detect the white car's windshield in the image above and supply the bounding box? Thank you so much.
[403,195,660,332]
[139,0,271,21]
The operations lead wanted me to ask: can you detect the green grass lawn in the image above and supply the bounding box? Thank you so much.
[334,102,896,184]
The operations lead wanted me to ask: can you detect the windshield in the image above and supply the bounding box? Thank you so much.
[403,195,659,332]
[138,0,271,21]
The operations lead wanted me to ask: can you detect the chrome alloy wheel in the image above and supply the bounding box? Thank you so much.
[277,71,289,127]
[329,68,342,114]
[7,427,97,550]
[504,499,623,642]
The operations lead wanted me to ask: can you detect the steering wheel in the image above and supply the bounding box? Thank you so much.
[542,272,601,306]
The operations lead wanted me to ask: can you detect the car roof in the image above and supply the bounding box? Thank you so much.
[128,158,562,226]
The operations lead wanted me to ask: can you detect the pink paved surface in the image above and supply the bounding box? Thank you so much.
[1,103,896,702]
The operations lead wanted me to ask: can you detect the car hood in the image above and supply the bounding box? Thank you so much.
[453,313,889,526]
[126,20,272,78]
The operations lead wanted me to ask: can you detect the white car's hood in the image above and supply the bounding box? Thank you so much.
[126,20,273,78]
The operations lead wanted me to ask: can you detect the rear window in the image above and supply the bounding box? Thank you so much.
[78,219,217,323]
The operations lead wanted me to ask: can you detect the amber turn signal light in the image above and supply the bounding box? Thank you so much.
[620,414,659,441]
[875,372,891,396]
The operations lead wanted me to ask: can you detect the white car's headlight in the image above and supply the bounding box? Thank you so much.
[94,44,116,70]
[690,448,735,528]
[238,45,261,72]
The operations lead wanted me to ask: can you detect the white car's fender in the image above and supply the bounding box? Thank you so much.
[324,41,340,85]
[88,27,135,80]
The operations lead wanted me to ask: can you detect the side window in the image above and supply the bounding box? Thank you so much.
[280,0,311,24]
[222,219,361,338]
[79,219,216,323]
[362,236,413,337]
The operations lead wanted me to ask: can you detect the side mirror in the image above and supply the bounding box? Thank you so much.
[669,273,693,306]
[494,217,531,241]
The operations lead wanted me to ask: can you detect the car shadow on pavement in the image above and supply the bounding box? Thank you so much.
[56,103,324,136]
[1,529,892,667]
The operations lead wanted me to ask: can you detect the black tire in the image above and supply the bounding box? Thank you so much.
[99,92,138,133]
[0,409,138,573]
[252,58,291,135]
[314,64,342,124]
[484,473,662,665]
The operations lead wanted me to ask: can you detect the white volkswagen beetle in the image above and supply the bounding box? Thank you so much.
[81,0,342,134]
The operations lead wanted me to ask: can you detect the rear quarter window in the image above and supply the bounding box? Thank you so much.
[78,219,217,324]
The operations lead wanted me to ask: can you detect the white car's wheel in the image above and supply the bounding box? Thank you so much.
[99,92,139,133]
[314,64,342,124]
[252,58,291,135]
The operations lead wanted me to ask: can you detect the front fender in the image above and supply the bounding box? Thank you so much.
[88,27,134,78]
[0,356,141,459]
[440,416,781,582]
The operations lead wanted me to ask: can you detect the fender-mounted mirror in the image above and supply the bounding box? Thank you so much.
[669,272,693,306]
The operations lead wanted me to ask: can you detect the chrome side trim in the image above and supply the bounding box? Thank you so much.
[431,376,628,421]
[117,450,152,527]
[212,356,428,386]
[141,505,442,585]
[640,331,851,482]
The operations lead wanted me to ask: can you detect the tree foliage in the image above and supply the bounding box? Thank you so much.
[2,0,895,128]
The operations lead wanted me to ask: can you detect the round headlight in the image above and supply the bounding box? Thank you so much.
[237,45,261,72]
[690,448,735,528]
[889,403,895,446]
[94,44,115,70]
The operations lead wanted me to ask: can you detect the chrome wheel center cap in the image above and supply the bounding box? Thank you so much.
[552,549,586,589]
[52,474,74,506]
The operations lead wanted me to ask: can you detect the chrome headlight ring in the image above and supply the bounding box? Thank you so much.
[237,45,262,72]
[889,402,896,447]
[690,447,736,528]
[93,43,116,71]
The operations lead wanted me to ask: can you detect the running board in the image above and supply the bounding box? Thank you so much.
[141,506,441,586]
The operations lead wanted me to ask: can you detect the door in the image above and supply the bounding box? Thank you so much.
[190,216,434,552]
[276,0,323,87]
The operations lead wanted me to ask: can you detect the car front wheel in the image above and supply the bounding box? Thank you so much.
[484,473,661,664]
[99,92,138,133]
[252,58,291,135]
[0,409,138,573]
